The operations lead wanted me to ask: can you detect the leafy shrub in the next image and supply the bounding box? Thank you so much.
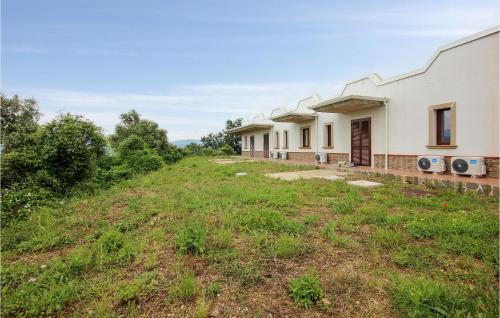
[113,135,163,176]
[175,223,207,254]
[218,144,235,155]
[289,272,324,309]
[392,276,498,317]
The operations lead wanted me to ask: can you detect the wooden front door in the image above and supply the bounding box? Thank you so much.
[250,136,255,157]
[351,118,371,166]
[263,134,270,158]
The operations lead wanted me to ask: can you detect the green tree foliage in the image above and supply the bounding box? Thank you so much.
[111,135,163,179]
[110,110,178,162]
[1,94,41,152]
[201,118,242,154]
[2,113,108,223]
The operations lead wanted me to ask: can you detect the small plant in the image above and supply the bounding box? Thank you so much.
[273,234,308,258]
[391,276,494,317]
[117,282,142,304]
[330,191,358,214]
[175,223,207,255]
[371,228,405,249]
[99,230,124,253]
[207,281,220,298]
[172,273,198,300]
[304,214,320,226]
[289,272,324,309]
[321,221,337,240]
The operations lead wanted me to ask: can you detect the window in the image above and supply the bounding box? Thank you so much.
[428,102,457,148]
[300,127,310,148]
[274,131,280,149]
[436,108,450,145]
[323,123,333,148]
[283,130,289,149]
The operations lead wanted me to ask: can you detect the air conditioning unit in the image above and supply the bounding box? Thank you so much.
[451,157,486,176]
[279,151,288,160]
[315,152,328,164]
[270,151,279,159]
[417,155,446,173]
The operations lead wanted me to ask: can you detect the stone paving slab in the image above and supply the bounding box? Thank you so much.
[211,159,256,165]
[265,169,348,181]
[347,180,383,188]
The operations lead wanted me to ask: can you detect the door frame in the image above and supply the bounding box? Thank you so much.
[263,133,270,158]
[350,117,371,166]
[249,135,255,157]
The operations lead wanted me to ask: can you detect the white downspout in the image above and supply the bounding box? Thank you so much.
[315,114,319,154]
[384,100,389,170]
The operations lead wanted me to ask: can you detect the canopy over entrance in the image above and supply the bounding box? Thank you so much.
[310,95,388,113]
[225,123,272,135]
[270,111,317,123]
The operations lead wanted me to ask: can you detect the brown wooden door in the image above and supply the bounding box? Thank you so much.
[351,118,371,166]
[263,134,269,158]
[250,136,255,157]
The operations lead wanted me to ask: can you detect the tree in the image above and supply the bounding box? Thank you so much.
[201,118,242,154]
[111,135,163,179]
[0,94,41,152]
[110,110,171,161]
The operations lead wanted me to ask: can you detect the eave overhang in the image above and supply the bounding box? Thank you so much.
[270,112,317,123]
[309,95,388,113]
[224,123,273,135]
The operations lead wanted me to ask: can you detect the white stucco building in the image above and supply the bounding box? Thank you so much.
[226,27,499,178]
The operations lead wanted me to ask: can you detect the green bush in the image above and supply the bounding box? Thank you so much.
[175,223,207,255]
[289,272,324,309]
[114,135,163,175]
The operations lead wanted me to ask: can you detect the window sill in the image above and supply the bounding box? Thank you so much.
[322,146,333,149]
[426,145,458,149]
[299,147,311,149]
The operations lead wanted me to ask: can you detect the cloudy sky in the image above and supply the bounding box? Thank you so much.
[2,0,498,140]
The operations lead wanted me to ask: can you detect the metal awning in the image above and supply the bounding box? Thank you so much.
[270,111,317,123]
[225,123,273,135]
[309,95,388,113]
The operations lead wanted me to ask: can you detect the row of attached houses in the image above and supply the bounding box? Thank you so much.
[226,27,500,178]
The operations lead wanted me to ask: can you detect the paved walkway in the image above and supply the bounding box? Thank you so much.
[236,156,499,195]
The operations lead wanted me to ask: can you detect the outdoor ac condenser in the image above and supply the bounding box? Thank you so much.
[315,152,328,164]
[417,155,446,173]
[451,157,486,176]
[279,151,288,160]
[270,151,279,159]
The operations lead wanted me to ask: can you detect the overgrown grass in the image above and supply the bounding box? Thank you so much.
[1,157,497,317]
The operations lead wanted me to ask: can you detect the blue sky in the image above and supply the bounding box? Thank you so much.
[2,0,498,140]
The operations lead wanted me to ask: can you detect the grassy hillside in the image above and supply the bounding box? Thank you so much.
[2,157,498,317]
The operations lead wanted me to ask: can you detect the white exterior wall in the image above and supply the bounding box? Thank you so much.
[339,31,499,158]
[238,28,499,166]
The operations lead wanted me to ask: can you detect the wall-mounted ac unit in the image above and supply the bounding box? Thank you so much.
[417,155,446,173]
[451,157,486,176]
[270,151,279,159]
[315,152,327,164]
[279,151,288,160]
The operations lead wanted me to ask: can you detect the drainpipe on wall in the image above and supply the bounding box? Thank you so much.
[315,114,319,154]
[384,100,389,170]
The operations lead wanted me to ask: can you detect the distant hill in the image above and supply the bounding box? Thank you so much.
[172,139,201,147]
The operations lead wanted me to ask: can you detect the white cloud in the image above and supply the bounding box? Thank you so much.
[5,80,342,140]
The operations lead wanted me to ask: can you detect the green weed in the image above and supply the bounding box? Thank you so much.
[289,271,324,309]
